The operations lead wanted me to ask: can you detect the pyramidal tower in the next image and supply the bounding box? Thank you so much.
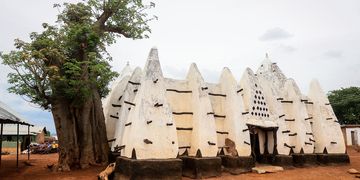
[106,48,349,179]
[121,48,179,159]
[185,63,218,157]
[217,68,251,157]
[282,79,315,154]
[210,68,254,173]
[306,79,347,163]
[110,67,142,150]
[114,48,182,180]
[281,79,317,166]
[257,55,292,158]
[103,63,133,147]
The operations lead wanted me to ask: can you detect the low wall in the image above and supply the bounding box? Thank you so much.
[1,141,22,154]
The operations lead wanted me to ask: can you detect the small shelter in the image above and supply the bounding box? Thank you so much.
[2,125,46,152]
[0,100,33,168]
[341,124,360,146]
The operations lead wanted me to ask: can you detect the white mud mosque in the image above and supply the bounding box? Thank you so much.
[103,48,349,179]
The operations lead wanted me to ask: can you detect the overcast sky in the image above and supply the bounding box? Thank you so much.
[1,0,360,133]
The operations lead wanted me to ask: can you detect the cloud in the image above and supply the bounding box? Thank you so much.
[259,27,294,41]
[0,90,55,133]
[200,68,220,83]
[278,44,296,53]
[0,65,55,133]
[163,65,187,79]
[324,50,342,58]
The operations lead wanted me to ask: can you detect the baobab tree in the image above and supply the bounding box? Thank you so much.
[1,0,156,171]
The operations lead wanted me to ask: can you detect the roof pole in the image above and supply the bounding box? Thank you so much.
[27,125,30,160]
[16,123,19,169]
[0,123,3,167]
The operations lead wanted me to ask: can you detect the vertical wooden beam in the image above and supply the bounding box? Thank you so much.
[264,130,269,154]
[27,125,30,160]
[248,125,255,157]
[273,128,278,155]
[0,123,3,167]
[16,123,19,169]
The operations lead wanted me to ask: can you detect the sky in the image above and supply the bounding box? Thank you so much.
[1,0,360,134]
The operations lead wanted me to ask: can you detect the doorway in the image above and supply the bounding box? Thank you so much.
[351,131,357,146]
[247,125,278,164]
[250,131,261,162]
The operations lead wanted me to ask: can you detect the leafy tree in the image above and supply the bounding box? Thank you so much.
[328,87,360,124]
[1,0,156,171]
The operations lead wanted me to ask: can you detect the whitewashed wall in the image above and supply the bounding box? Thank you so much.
[104,48,347,160]
[344,127,360,146]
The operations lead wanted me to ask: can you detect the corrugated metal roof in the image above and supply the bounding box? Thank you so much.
[0,100,30,124]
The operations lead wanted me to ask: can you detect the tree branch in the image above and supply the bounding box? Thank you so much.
[95,0,124,29]
[103,26,131,38]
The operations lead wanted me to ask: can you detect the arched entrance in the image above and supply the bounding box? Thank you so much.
[247,124,278,164]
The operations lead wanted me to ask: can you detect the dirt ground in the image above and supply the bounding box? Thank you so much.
[0,148,359,180]
[0,153,104,180]
[207,147,360,180]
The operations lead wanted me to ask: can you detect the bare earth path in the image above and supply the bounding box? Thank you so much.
[208,149,360,180]
[1,148,359,180]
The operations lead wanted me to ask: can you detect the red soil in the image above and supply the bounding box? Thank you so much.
[0,153,104,180]
[0,148,359,180]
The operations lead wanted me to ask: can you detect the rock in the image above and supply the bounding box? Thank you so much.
[348,168,360,174]
[252,165,284,174]
[225,138,238,156]
[252,168,266,174]
[98,163,116,180]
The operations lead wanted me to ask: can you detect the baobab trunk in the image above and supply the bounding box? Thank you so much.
[51,90,109,171]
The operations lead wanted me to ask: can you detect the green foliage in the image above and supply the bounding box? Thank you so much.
[328,87,360,124]
[1,0,156,109]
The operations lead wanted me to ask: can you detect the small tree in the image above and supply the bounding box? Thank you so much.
[328,87,360,124]
[1,0,156,171]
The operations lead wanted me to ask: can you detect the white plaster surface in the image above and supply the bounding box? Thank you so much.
[212,68,251,156]
[186,63,218,157]
[344,127,360,146]
[105,49,347,160]
[307,79,346,154]
[111,67,142,150]
[257,57,292,155]
[282,79,314,153]
[121,48,179,159]
[240,67,276,155]
[103,64,132,147]
[164,78,193,155]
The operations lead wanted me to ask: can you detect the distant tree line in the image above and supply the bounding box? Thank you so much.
[328,87,360,124]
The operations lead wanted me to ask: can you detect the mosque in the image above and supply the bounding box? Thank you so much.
[103,48,349,179]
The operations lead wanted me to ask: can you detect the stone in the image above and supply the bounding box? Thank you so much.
[225,138,238,156]
[98,163,116,180]
[252,165,284,174]
[348,168,360,174]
